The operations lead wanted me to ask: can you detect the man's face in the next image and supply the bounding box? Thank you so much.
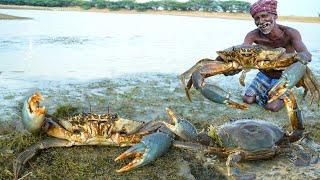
[253,11,277,34]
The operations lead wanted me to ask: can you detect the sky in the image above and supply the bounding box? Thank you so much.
[135,0,320,17]
[244,0,319,17]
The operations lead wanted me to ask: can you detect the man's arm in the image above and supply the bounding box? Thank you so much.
[289,29,312,64]
[243,31,255,45]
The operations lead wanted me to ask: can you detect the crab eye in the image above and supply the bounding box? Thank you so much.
[93,114,99,119]
[111,113,118,119]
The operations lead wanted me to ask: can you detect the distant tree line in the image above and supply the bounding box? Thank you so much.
[0,0,251,13]
[0,0,81,7]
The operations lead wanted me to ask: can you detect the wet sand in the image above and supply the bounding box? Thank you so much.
[0,73,319,179]
[0,12,31,20]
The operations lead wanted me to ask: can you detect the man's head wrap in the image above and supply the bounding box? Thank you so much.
[250,0,277,17]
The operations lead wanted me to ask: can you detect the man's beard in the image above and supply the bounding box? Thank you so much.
[258,18,275,34]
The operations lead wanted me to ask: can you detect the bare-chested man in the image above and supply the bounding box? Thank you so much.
[242,0,312,111]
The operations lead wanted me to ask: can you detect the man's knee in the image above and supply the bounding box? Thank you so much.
[265,100,284,112]
[243,95,256,104]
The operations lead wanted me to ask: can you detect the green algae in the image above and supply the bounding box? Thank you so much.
[52,105,81,119]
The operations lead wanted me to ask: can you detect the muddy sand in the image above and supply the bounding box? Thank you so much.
[0,12,31,20]
[0,73,319,179]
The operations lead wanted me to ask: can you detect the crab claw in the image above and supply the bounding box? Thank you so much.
[165,108,198,141]
[179,58,215,101]
[268,62,306,103]
[191,71,248,110]
[115,132,172,173]
[22,92,46,133]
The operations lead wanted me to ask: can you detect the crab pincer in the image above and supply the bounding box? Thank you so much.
[164,108,198,141]
[268,62,306,103]
[22,92,46,133]
[114,132,172,173]
[192,70,248,110]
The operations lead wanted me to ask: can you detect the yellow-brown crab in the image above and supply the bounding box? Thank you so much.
[14,92,198,179]
[180,44,319,109]
[179,44,319,139]
[14,92,313,179]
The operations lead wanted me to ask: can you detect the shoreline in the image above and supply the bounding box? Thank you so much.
[1,4,320,23]
[0,12,31,20]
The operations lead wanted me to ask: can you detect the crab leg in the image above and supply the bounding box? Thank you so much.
[239,69,250,86]
[283,91,305,142]
[268,62,307,103]
[303,67,320,105]
[179,58,215,93]
[184,60,248,110]
[226,151,256,179]
[13,138,74,180]
[114,132,172,173]
[183,60,234,102]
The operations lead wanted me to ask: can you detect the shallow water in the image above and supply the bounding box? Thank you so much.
[0,9,320,121]
[0,9,319,82]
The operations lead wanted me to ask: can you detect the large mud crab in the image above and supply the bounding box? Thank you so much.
[14,92,314,179]
[180,44,319,108]
[14,92,197,179]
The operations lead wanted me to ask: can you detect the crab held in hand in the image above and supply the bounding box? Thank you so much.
[180,44,319,109]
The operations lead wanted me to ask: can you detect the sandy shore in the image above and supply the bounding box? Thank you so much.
[1,4,320,23]
[0,12,31,20]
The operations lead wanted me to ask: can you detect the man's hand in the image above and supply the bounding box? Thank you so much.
[296,52,311,65]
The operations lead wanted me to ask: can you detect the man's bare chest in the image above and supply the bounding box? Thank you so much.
[254,37,291,49]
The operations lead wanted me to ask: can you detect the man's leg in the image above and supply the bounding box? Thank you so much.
[243,72,270,105]
[243,95,256,104]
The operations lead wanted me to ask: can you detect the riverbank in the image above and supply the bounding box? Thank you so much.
[0,12,31,20]
[1,4,320,23]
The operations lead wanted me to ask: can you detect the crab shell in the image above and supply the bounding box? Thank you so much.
[217,44,286,63]
[217,119,285,151]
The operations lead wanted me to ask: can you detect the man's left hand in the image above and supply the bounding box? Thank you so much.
[296,52,311,65]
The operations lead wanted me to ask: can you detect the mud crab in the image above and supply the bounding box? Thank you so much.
[180,44,319,108]
[14,92,197,179]
[14,92,314,179]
